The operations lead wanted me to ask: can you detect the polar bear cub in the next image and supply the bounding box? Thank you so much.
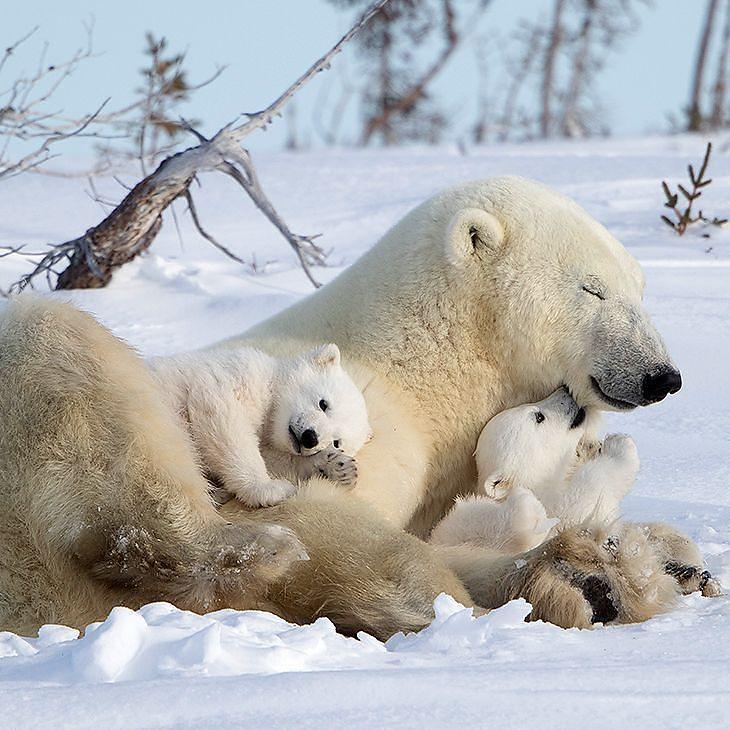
[148,344,372,507]
[431,388,638,553]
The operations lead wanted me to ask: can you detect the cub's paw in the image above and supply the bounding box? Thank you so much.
[232,478,297,508]
[600,434,638,464]
[313,447,358,487]
[576,435,603,464]
[507,488,559,543]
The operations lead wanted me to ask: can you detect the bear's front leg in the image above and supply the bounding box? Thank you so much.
[430,488,557,554]
[546,433,640,526]
[185,386,296,508]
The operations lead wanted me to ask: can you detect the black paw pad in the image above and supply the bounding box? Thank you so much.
[602,535,620,556]
[576,574,619,625]
[699,570,713,591]
[664,561,699,582]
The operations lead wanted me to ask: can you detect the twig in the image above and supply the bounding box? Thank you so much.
[184,188,246,266]
[0,98,110,182]
[230,0,388,143]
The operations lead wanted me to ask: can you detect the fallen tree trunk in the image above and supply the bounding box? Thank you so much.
[56,147,204,288]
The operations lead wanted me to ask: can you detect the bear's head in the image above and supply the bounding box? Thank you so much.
[270,344,372,458]
[440,176,680,411]
[475,387,588,497]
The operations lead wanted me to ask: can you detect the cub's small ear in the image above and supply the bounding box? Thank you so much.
[309,343,341,369]
[446,208,504,266]
[482,473,510,500]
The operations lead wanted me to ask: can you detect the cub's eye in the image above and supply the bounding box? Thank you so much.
[582,285,605,301]
[319,399,329,412]
[535,412,545,424]
[333,439,340,448]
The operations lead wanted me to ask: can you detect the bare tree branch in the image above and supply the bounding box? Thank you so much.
[1,24,225,180]
[0,98,110,182]
[230,0,388,142]
[7,0,388,293]
[661,142,728,235]
[184,187,247,266]
[360,0,490,145]
[560,0,597,138]
[215,147,325,287]
[495,22,543,143]
[0,22,104,178]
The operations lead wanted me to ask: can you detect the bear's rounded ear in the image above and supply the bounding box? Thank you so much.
[446,208,504,266]
[309,343,341,369]
[482,473,510,499]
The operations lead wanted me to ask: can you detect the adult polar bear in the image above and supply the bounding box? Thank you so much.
[232,174,683,621]
[239,174,680,537]
[0,176,683,637]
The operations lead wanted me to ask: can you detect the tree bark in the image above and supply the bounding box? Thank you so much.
[560,0,597,138]
[688,0,720,131]
[710,0,730,128]
[56,148,204,288]
[541,0,566,139]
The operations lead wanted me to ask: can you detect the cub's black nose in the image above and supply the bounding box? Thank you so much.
[642,369,682,404]
[300,429,319,449]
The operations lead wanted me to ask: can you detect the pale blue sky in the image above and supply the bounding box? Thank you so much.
[2,1,706,153]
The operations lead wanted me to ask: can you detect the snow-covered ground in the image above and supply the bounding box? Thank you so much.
[1,135,729,728]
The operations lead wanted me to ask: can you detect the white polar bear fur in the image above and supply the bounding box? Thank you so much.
[236,175,676,543]
[0,177,694,636]
[430,389,639,553]
[148,344,371,507]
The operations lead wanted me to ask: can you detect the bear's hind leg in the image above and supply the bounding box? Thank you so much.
[0,296,306,620]
[72,517,307,612]
[642,522,722,598]
[439,521,680,628]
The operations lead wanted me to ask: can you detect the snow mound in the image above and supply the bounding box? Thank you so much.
[0,596,533,685]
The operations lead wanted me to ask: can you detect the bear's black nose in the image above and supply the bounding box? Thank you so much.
[642,369,682,404]
[300,429,319,449]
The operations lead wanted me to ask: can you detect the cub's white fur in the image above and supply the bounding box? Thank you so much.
[431,388,638,552]
[148,344,371,507]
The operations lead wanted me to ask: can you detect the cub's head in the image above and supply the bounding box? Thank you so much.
[270,344,372,457]
[475,388,589,495]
